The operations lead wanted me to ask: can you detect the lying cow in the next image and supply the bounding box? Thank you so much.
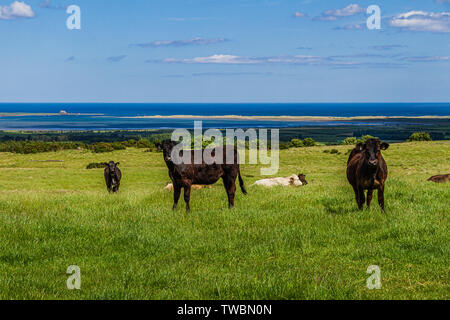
[252,174,308,187]
[347,139,389,211]
[104,161,121,193]
[164,183,212,191]
[427,174,450,183]
[156,140,247,211]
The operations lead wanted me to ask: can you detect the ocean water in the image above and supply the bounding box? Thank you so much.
[0,103,449,130]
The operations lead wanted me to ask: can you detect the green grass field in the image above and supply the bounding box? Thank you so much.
[0,141,448,300]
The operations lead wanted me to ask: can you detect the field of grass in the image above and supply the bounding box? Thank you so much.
[0,141,448,300]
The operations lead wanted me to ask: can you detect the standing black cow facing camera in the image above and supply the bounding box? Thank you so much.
[347,139,389,211]
[104,161,122,193]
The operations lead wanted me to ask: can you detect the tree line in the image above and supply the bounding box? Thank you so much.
[0,132,432,154]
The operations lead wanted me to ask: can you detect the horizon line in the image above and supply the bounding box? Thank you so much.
[1,102,450,104]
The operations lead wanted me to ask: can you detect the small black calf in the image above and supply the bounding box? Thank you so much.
[104,161,121,193]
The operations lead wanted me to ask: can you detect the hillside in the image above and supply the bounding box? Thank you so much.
[0,141,448,299]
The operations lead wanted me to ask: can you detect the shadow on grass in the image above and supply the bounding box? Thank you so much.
[320,196,356,215]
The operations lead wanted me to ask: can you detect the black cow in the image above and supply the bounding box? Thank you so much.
[104,161,121,193]
[298,173,308,185]
[156,140,247,211]
[427,174,450,183]
[346,139,389,211]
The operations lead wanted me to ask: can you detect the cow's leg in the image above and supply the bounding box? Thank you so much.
[223,176,236,209]
[366,189,373,208]
[378,185,385,211]
[173,184,181,210]
[184,185,191,212]
[357,186,365,210]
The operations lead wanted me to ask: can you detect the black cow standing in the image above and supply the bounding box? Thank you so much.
[104,161,121,193]
[346,139,389,211]
[156,140,247,211]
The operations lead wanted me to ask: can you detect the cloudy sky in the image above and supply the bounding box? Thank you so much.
[1,0,449,102]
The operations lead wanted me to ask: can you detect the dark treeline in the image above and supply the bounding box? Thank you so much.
[0,139,159,154]
[0,130,172,154]
[0,130,172,144]
[278,123,449,144]
[0,122,447,154]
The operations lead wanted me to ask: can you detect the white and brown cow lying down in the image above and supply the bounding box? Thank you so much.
[251,174,308,187]
[164,183,212,191]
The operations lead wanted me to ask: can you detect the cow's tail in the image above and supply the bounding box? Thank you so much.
[238,168,247,195]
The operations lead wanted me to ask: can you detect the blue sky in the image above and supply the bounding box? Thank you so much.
[1,0,449,102]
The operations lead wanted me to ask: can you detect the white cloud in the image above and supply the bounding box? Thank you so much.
[315,4,364,21]
[39,0,67,10]
[132,38,229,48]
[40,0,51,8]
[0,1,34,20]
[372,45,408,51]
[147,54,408,69]
[293,11,306,18]
[107,55,127,62]
[325,4,364,17]
[389,11,450,33]
[402,56,450,62]
[155,54,261,64]
[334,24,364,30]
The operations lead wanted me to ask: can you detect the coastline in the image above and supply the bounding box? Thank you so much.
[119,114,450,122]
[0,113,104,117]
[1,112,449,122]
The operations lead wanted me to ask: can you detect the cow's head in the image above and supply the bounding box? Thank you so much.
[297,173,308,185]
[160,139,180,163]
[356,139,389,168]
[154,142,163,151]
[104,161,119,175]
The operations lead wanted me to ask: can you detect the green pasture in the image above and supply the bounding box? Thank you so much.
[0,141,448,299]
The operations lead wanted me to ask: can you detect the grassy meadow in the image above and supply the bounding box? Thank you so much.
[0,141,448,300]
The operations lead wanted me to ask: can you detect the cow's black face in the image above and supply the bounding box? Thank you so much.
[298,173,308,185]
[161,140,180,163]
[107,161,116,171]
[106,161,119,178]
[358,139,389,168]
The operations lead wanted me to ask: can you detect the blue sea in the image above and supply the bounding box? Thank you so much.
[0,103,449,130]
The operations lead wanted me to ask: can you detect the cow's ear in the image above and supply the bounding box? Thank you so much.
[380,142,389,150]
[103,162,109,166]
[356,142,364,151]
[115,162,120,166]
